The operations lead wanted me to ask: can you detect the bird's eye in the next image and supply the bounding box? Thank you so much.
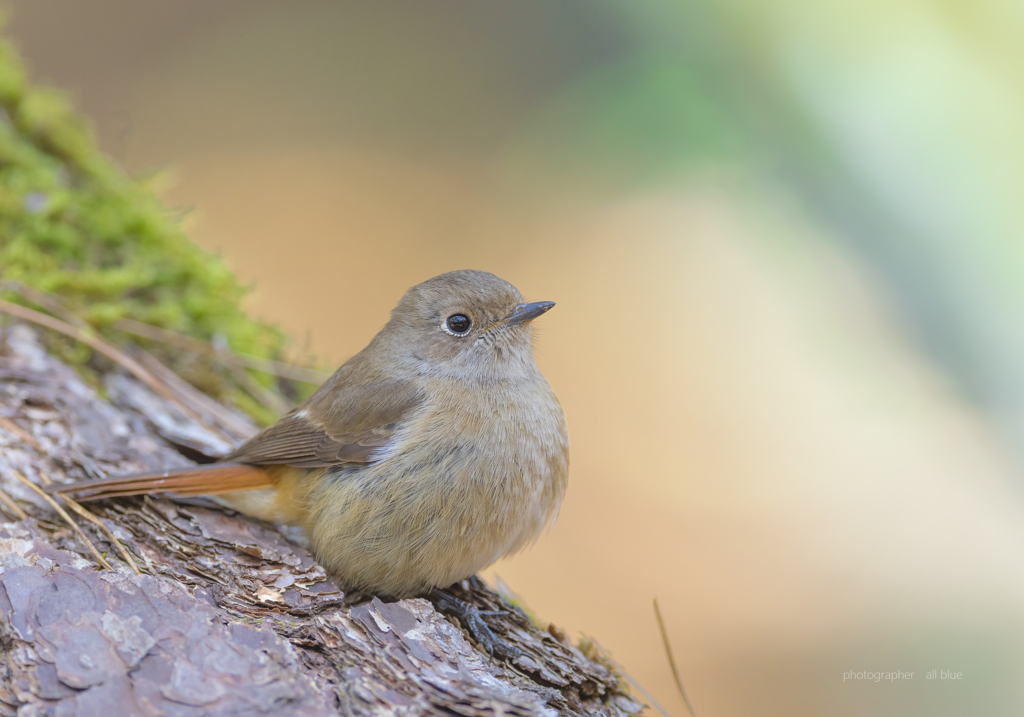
[445,313,471,335]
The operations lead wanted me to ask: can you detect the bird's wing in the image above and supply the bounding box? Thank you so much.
[224,379,424,467]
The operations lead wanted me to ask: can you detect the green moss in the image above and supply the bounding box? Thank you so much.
[0,32,311,424]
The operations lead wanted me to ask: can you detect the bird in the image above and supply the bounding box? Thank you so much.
[55,270,569,657]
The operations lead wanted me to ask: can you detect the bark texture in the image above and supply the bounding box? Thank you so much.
[0,325,643,717]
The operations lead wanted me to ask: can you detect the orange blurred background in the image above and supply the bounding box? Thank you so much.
[8,2,1024,715]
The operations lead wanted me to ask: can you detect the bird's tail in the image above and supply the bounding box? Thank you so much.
[49,464,273,501]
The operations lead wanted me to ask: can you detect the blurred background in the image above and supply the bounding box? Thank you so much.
[6,1,1024,714]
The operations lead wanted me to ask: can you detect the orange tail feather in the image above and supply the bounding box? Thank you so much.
[50,464,273,501]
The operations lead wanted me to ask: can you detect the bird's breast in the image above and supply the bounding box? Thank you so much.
[408,376,568,500]
[300,375,569,596]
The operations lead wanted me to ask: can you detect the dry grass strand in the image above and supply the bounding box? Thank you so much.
[0,299,222,437]
[0,415,44,451]
[0,486,28,520]
[10,470,113,570]
[115,318,329,383]
[59,492,141,575]
[654,597,696,717]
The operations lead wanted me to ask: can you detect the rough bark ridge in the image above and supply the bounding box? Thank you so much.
[0,325,644,716]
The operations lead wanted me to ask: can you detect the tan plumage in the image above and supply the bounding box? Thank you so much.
[57,271,569,598]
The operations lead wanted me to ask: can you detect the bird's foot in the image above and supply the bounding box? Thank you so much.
[429,587,522,661]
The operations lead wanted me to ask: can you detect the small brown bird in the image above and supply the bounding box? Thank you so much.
[58,270,569,654]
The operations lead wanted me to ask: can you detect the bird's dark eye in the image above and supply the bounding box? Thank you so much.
[445,313,471,335]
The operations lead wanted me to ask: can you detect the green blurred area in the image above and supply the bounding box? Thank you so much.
[514,0,1024,458]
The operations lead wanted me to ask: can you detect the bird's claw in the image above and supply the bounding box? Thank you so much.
[428,588,522,661]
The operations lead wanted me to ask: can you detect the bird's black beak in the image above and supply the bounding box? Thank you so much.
[501,301,555,327]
